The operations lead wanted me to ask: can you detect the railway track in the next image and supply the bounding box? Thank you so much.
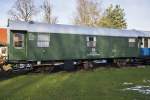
[1,58,150,75]
[0,61,149,75]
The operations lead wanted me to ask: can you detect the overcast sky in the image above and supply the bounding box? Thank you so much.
[0,0,150,31]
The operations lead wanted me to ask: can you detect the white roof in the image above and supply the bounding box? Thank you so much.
[8,20,149,37]
[142,31,150,37]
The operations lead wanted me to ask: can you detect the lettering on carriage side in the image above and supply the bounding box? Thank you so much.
[86,36,100,56]
[87,52,101,56]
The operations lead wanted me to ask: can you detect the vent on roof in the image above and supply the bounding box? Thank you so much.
[29,21,34,24]
[131,29,138,31]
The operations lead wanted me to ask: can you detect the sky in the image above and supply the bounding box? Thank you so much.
[0,0,150,31]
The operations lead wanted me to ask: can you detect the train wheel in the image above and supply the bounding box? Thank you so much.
[32,65,54,73]
[44,66,55,73]
[83,61,94,70]
[114,59,127,67]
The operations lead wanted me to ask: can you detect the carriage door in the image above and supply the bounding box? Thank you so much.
[140,37,150,56]
[86,36,97,56]
[13,31,27,60]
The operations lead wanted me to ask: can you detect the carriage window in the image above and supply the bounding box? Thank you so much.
[144,38,148,48]
[13,33,24,48]
[89,37,94,41]
[138,37,142,48]
[128,38,136,47]
[37,34,50,47]
[86,36,96,47]
[1,48,6,54]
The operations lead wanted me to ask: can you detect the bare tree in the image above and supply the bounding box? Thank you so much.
[74,0,102,27]
[8,0,37,22]
[41,0,58,24]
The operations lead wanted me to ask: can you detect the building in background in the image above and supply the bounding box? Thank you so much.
[0,28,7,46]
[0,28,7,59]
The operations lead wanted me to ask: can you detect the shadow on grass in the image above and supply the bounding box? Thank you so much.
[0,70,30,81]
[0,63,141,82]
[0,65,111,82]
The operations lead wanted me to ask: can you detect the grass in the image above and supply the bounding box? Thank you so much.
[0,67,150,100]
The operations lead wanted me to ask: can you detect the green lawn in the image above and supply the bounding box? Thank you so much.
[0,67,150,100]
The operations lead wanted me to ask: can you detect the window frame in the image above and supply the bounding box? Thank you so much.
[13,33,25,49]
[86,36,96,48]
[37,33,50,48]
[128,38,136,47]
[1,48,6,54]
[144,38,148,48]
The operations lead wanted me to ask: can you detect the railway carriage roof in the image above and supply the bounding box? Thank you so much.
[8,20,149,37]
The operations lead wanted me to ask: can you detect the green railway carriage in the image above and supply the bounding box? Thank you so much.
[7,20,144,64]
